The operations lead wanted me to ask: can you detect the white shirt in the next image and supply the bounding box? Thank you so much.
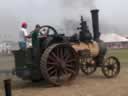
[19,28,28,42]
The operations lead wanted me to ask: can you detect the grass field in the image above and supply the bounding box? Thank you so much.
[107,48,128,64]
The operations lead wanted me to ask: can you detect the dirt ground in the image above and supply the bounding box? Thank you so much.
[0,56,128,96]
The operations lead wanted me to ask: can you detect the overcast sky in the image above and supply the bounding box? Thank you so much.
[0,0,128,41]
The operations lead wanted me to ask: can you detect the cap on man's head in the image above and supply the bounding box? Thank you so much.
[21,22,27,27]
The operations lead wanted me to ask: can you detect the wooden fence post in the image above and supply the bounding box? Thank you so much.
[4,79,12,96]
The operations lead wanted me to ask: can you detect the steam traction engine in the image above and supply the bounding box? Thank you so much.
[13,9,120,86]
[72,10,120,77]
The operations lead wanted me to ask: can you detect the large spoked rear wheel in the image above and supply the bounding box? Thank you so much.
[102,56,120,78]
[40,43,79,86]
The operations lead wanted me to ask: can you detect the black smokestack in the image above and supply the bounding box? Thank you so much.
[91,9,100,41]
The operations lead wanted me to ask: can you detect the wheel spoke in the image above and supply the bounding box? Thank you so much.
[49,69,57,76]
[104,61,109,65]
[48,55,57,62]
[66,59,76,64]
[108,58,112,64]
[111,58,115,64]
[60,47,64,59]
[113,68,117,74]
[48,66,55,72]
[63,69,68,74]
[56,70,62,82]
[56,47,59,57]
[66,64,74,68]
[104,66,109,71]
[90,67,93,72]
[47,27,50,34]
[113,68,117,72]
[47,61,58,65]
[65,55,71,62]
[112,60,116,64]
[63,48,67,57]
[51,52,59,60]
[66,68,75,74]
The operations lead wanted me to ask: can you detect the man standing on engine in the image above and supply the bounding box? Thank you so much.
[18,22,29,49]
[32,24,41,49]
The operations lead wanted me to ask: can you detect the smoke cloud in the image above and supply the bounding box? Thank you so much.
[0,0,128,41]
[0,0,97,41]
[60,0,96,35]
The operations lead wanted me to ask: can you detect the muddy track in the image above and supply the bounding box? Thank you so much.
[0,56,128,96]
[0,68,128,96]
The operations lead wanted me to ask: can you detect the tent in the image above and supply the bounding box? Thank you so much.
[100,33,128,43]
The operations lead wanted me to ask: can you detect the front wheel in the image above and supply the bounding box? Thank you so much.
[102,56,120,78]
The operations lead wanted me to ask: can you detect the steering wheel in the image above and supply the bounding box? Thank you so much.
[40,25,58,36]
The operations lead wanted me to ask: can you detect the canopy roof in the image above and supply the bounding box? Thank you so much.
[100,33,128,42]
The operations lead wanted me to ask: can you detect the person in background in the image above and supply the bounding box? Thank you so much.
[32,24,41,49]
[18,22,30,49]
